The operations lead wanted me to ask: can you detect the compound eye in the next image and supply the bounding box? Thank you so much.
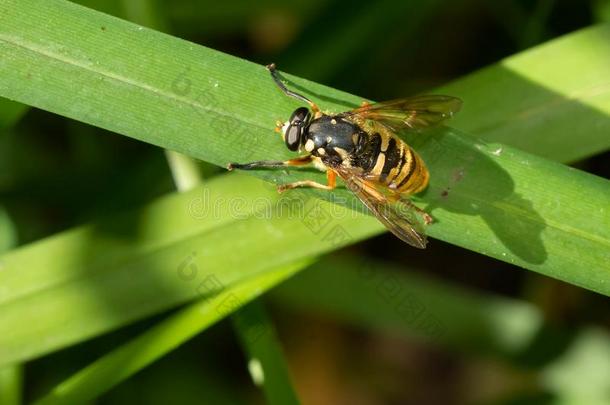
[289,107,310,124]
[285,124,301,151]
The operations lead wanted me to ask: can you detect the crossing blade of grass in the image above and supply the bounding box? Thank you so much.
[232,301,300,405]
[32,259,309,405]
[0,172,381,367]
[442,24,610,163]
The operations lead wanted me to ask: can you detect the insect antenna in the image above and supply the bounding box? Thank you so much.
[266,63,320,113]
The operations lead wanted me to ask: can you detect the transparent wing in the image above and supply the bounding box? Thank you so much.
[333,167,428,248]
[342,95,462,131]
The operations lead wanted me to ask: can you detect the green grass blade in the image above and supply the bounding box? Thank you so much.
[232,301,300,405]
[443,24,610,162]
[1,0,608,168]
[32,260,309,405]
[0,173,380,367]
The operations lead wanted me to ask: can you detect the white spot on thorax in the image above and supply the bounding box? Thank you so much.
[331,118,337,125]
[305,139,315,152]
[317,148,326,155]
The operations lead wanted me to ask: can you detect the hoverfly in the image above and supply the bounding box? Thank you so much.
[228,64,462,248]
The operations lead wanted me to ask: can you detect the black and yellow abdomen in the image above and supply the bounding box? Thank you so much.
[353,131,429,195]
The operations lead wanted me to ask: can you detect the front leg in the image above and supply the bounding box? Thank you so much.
[277,170,336,193]
[227,155,312,171]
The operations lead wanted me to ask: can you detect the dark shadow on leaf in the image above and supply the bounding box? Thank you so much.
[414,128,547,264]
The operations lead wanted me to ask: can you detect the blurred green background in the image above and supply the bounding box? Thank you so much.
[1,0,609,404]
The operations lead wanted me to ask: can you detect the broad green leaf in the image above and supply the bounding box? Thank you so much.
[0,173,381,367]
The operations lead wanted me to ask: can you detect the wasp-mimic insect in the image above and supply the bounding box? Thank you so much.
[228,64,462,248]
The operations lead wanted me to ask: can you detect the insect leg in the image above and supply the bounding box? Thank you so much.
[277,170,336,193]
[266,63,320,113]
[227,155,312,171]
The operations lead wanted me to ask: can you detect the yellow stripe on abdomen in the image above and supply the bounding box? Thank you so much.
[392,148,429,194]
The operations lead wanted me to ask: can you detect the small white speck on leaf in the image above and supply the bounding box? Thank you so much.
[492,147,503,156]
[248,358,265,386]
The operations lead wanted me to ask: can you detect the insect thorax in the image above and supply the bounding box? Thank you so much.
[304,115,367,167]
